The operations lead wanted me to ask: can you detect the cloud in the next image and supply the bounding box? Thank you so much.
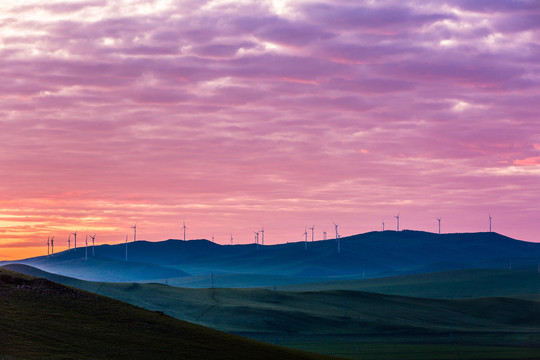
[452,0,540,13]
[0,0,540,259]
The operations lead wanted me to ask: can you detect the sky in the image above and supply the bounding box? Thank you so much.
[1,0,539,260]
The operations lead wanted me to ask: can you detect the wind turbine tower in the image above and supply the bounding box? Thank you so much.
[131,224,137,242]
[47,236,50,257]
[254,231,259,251]
[323,231,327,240]
[437,217,441,234]
[395,213,400,232]
[489,213,492,232]
[332,221,340,254]
[230,234,233,245]
[309,225,314,242]
[182,221,187,241]
[261,227,265,246]
[85,235,88,261]
[68,234,71,251]
[89,234,96,256]
[382,220,385,231]
[72,231,77,251]
[303,227,308,250]
[51,236,54,256]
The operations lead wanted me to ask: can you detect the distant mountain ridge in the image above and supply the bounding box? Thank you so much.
[2,230,540,282]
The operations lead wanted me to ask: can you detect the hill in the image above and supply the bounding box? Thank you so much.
[6,264,540,334]
[281,268,540,298]
[0,267,334,360]
[0,249,190,282]
[3,231,540,282]
[6,264,540,360]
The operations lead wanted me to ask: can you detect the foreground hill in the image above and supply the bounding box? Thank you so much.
[6,265,540,360]
[0,268,334,360]
[3,231,540,282]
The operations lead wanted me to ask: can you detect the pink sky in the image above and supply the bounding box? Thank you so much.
[1,0,540,259]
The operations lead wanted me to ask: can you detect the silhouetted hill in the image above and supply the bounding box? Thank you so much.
[0,267,335,360]
[3,231,540,281]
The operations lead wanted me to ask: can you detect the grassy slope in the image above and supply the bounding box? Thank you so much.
[6,265,540,360]
[281,268,540,298]
[141,268,540,294]
[0,268,335,360]
[6,265,540,335]
[139,272,333,288]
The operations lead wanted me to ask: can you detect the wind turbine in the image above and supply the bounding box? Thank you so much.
[382,220,385,231]
[131,224,137,242]
[230,234,233,245]
[303,227,308,250]
[47,236,50,257]
[68,234,71,251]
[72,230,78,251]
[489,213,492,232]
[125,234,128,262]
[182,221,187,241]
[394,213,400,232]
[212,233,214,243]
[254,231,259,251]
[323,231,327,240]
[51,236,54,256]
[261,227,265,246]
[437,217,441,234]
[85,235,88,261]
[89,234,96,256]
[309,225,314,242]
[332,221,340,254]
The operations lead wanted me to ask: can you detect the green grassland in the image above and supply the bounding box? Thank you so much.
[0,268,336,360]
[140,272,335,288]
[140,268,540,296]
[5,264,540,360]
[286,342,540,360]
[281,268,540,298]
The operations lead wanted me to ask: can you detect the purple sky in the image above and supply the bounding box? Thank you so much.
[1,0,539,259]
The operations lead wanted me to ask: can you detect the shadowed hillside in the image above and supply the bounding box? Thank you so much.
[0,267,335,360]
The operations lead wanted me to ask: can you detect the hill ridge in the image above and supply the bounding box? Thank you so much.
[3,231,540,282]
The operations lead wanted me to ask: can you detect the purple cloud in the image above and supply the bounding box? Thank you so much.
[0,0,540,259]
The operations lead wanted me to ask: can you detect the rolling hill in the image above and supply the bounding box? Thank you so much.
[0,249,190,282]
[3,231,540,283]
[6,264,540,334]
[0,267,335,360]
[6,264,540,360]
[281,268,540,298]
